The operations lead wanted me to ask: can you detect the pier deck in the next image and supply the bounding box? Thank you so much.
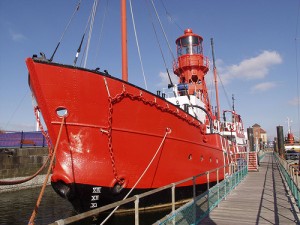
[201,153,300,225]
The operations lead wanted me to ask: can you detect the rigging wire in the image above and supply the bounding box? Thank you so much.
[4,90,30,131]
[83,0,99,68]
[295,0,300,140]
[218,71,232,110]
[94,0,109,67]
[74,2,95,66]
[144,0,174,88]
[50,0,82,62]
[150,0,176,62]
[159,0,183,32]
[129,0,148,90]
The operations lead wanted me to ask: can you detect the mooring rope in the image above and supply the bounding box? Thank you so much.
[28,116,65,225]
[0,106,52,185]
[0,157,50,185]
[100,127,171,225]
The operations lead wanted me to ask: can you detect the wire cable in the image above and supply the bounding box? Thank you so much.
[150,0,176,62]
[129,0,148,90]
[83,0,99,68]
[295,0,300,140]
[50,0,82,61]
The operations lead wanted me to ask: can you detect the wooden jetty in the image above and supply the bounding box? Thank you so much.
[201,153,300,225]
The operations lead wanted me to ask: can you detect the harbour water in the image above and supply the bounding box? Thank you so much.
[0,186,74,225]
[0,186,169,225]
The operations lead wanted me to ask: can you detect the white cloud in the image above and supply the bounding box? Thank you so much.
[251,81,277,92]
[220,50,282,84]
[157,50,282,92]
[288,97,300,106]
[157,71,178,88]
[9,29,26,42]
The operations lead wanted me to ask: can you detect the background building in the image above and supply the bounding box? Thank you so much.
[252,123,267,149]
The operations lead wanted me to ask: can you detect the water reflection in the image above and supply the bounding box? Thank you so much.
[0,186,75,225]
[0,186,170,225]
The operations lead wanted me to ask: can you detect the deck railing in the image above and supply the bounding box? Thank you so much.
[49,157,248,225]
[274,152,300,209]
[0,131,47,148]
[155,162,248,224]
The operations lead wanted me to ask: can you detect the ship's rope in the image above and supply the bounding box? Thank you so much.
[28,116,65,225]
[0,157,50,185]
[100,127,171,225]
[129,0,148,90]
[103,78,205,185]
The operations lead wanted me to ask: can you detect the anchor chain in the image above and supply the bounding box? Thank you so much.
[107,96,123,185]
[34,106,53,154]
[104,79,206,185]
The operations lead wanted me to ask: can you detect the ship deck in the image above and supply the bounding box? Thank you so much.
[201,153,300,225]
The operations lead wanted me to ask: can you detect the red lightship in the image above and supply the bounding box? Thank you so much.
[26,1,247,213]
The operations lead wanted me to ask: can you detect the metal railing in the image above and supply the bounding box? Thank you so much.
[154,162,248,224]
[0,131,47,148]
[274,152,300,209]
[49,158,248,225]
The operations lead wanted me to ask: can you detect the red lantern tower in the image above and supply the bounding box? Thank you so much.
[173,29,212,115]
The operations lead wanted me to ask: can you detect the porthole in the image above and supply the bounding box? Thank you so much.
[200,155,203,162]
[56,107,68,117]
[188,154,192,160]
[216,158,219,164]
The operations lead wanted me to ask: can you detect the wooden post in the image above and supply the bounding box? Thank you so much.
[277,126,284,158]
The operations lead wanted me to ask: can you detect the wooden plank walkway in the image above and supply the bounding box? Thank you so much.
[201,153,300,225]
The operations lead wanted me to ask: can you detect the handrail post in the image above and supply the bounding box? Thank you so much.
[134,195,139,225]
[172,183,176,225]
[206,171,210,190]
[224,164,227,200]
[172,183,176,213]
[292,167,296,195]
[234,163,237,189]
[193,176,196,199]
[193,176,196,224]
[217,168,220,207]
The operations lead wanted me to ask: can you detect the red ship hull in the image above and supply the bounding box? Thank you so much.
[26,58,232,212]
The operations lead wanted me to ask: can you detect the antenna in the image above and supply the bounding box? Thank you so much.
[232,94,235,111]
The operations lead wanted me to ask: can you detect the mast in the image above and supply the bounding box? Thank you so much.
[121,0,128,81]
[211,38,220,120]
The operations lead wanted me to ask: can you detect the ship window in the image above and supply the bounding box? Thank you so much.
[56,107,68,117]
[188,154,192,160]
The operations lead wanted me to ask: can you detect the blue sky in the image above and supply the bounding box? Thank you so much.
[0,0,299,140]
